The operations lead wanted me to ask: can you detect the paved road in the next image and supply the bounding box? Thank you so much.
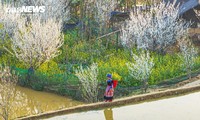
[46,91,200,120]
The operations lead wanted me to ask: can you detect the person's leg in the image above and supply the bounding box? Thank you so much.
[104,96,108,102]
[108,97,113,102]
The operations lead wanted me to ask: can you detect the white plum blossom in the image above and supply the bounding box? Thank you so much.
[75,63,99,103]
[126,51,154,92]
[11,18,64,69]
[121,1,190,54]
[0,4,21,39]
[179,42,198,79]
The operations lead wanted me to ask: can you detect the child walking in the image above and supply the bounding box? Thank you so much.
[104,74,114,102]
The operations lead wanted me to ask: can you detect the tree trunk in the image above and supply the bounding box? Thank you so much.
[116,32,119,51]
[142,79,148,93]
[187,68,192,79]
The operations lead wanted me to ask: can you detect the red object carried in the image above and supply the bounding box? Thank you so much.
[113,80,118,88]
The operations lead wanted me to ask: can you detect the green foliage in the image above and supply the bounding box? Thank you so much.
[38,60,63,75]
[0,23,3,28]
[97,50,200,87]
[0,38,26,68]
[193,54,200,69]
[97,49,137,86]
[149,53,184,85]
[56,30,106,64]
[29,72,47,91]
[1,14,200,99]
[1,0,200,102]
[15,61,67,90]
[14,67,28,86]
[4,38,200,95]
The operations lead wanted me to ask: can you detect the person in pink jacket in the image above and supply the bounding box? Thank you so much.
[104,74,114,102]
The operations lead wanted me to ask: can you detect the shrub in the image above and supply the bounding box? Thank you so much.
[37,60,63,75]
[75,63,99,103]
[126,51,154,93]
[149,53,184,84]
[179,43,198,79]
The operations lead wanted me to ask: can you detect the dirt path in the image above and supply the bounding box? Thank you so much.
[180,74,200,88]
[182,79,200,87]
[18,74,200,120]
[46,91,200,120]
[18,85,200,120]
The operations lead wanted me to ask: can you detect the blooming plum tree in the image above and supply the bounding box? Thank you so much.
[121,1,190,55]
[126,51,154,93]
[75,63,99,103]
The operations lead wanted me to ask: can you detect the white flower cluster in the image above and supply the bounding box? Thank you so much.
[121,1,190,53]
[179,42,198,78]
[0,1,66,69]
[126,51,154,82]
[0,4,21,39]
[12,18,64,68]
[75,63,99,103]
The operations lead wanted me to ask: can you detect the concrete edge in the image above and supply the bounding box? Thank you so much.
[17,85,200,120]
